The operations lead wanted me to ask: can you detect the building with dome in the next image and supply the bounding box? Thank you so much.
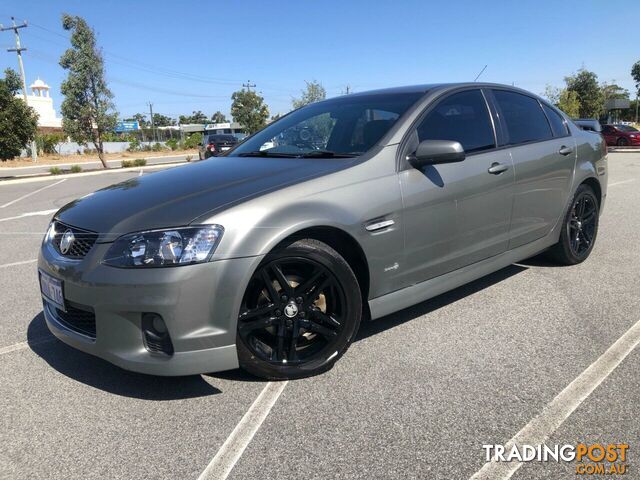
[15,78,63,131]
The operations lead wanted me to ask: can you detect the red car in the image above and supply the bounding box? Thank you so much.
[602,124,640,146]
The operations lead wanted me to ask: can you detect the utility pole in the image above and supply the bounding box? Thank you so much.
[1,17,37,161]
[242,80,256,92]
[342,84,352,95]
[147,102,156,143]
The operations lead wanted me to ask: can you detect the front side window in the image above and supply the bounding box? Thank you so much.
[493,90,553,145]
[542,104,569,137]
[231,92,423,158]
[416,90,495,153]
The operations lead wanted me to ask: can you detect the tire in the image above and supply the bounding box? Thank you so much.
[617,137,629,147]
[236,239,362,380]
[547,184,599,265]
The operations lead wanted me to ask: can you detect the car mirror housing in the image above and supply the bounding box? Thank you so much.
[408,140,465,168]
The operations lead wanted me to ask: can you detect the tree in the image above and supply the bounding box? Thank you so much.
[557,89,581,118]
[152,113,175,127]
[632,61,640,123]
[231,89,269,134]
[565,69,603,119]
[125,113,148,127]
[292,80,326,109]
[59,14,117,168]
[211,111,228,123]
[0,68,39,161]
[179,110,208,124]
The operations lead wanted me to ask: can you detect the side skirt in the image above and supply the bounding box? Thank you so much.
[368,230,559,320]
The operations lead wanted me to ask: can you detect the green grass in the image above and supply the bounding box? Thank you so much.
[70,164,82,173]
[121,160,133,168]
[133,158,147,167]
[49,167,62,175]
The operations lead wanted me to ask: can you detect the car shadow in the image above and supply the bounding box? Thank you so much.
[27,313,221,400]
[356,264,527,342]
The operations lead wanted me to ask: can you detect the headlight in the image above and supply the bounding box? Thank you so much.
[630,134,637,138]
[103,225,224,268]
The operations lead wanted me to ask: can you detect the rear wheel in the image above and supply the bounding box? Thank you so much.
[236,239,362,379]
[547,184,599,265]
[617,137,629,147]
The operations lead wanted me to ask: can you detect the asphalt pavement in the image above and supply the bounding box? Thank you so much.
[0,153,639,479]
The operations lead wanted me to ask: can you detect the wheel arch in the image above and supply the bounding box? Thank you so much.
[581,176,602,207]
[273,226,371,305]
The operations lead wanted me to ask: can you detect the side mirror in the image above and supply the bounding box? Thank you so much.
[408,140,465,168]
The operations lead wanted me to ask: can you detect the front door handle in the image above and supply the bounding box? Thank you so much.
[558,145,573,156]
[488,162,509,175]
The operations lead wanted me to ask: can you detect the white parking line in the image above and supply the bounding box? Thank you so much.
[0,179,66,208]
[0,337,54,355]
[198,381,289,480]
[469,317,640,480]
[0,209,57,223]
[609,179,635,187]
[0,259,37,269]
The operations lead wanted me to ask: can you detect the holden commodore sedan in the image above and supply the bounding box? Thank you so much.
[39,83,608,379]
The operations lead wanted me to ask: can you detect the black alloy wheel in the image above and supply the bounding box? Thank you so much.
[548,184,599,265]
[236,239,362,379]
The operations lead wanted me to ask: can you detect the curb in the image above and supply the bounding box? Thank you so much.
[0,161,187,186]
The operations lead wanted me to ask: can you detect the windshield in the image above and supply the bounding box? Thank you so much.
[231,92,424,157]
[208,135,237,143]
[615,125,638,133]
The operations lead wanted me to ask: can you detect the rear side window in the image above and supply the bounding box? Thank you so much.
[416,90,495,153]
[493,90,553,145]
[542,104,569,137]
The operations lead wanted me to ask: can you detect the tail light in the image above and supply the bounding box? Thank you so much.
[208,143,216,152]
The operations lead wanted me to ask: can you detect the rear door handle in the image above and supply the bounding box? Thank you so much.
[488,162,509,175]
[558,146,573,156]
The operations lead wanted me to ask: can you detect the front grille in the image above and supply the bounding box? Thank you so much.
[51,221,98,259]
[53,303,96,339]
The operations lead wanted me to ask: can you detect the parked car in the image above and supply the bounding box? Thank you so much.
[573,119,602,133]
[39,83,608,379]
[602,124,640,147]
[198,134,238,159]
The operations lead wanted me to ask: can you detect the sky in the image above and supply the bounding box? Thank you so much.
[0,0,637,121]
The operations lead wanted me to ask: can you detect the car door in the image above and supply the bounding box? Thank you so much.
[397,89,514,284]
[490,89,574,249]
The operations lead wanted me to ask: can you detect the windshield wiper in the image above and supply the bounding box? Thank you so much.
[236,151,299,158]
[298,150,360,158]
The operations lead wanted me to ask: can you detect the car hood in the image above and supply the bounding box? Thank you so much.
[55,156,354,240]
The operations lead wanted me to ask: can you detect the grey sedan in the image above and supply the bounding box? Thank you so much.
[38,83,608,379]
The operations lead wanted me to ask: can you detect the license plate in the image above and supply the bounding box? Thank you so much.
[39,270,65,311]
[221,147,230,151]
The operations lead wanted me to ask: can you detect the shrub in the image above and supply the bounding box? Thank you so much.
[152,142,164,152]
[166,138,179,150]
[36,133,65,155]
[185,154,193,162]
[127,139,141,152]
[121,159,133,168]
[49,167,62,175]
[70,164,82,173]
[183,133,202,149]
[133,158,147,167]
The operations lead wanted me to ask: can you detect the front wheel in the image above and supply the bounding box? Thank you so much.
[547,184,599,265]
[617,137,629,147]
[236,239,362,379]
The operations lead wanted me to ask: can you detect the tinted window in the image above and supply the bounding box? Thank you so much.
[493,90,553,145]
[616,125,638,132]
[542,104,569,137]
[208,135,236,143]
[416,90,495,153]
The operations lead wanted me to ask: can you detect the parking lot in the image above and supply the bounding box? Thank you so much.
[1,152,639,479]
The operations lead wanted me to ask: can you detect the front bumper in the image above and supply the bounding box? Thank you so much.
[38,239,262,376]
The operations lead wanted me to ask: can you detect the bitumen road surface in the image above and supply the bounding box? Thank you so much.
[0,153,638,479]
[0,153,190,178]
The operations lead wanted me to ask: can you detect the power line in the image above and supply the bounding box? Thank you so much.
[243,80,256,92]
[0,16,37,161]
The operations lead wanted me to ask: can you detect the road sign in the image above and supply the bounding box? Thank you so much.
[115,121,140,132]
